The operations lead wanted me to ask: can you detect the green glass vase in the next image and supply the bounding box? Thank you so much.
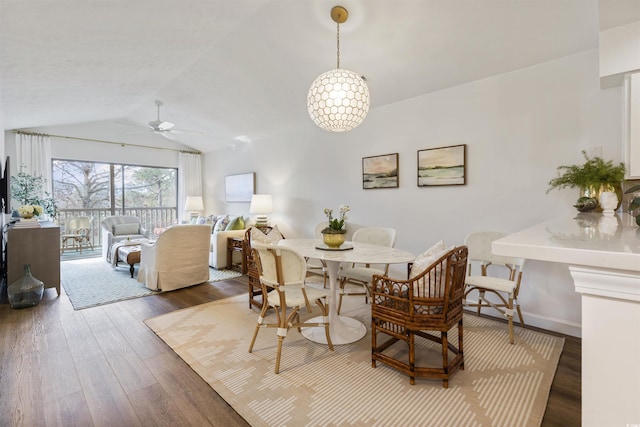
[8,264,44,309]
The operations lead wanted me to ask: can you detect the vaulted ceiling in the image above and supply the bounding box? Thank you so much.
[1,0,638,153]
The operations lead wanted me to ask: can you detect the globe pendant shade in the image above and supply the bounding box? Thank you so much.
[307,68,370,132]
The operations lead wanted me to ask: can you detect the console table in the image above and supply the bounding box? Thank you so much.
[7,222,61,295]
[492,212,640,426]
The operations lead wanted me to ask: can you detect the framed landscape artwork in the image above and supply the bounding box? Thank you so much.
[362,153,399,189]
[417,144,466,186]
[225,172,255,202]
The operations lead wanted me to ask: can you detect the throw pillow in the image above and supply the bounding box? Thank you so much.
[234,216,245,230]
[113,223,139,236]
[410,240,453,300]
[250,225,283,244]
[214,215,230,232]
[225,216,240,231]
[409,240,446,279]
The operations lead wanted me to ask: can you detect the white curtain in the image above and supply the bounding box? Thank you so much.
[15,132,52,194]
[178,152,203,222]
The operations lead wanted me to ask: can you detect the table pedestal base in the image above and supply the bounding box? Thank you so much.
[301,315,366,345]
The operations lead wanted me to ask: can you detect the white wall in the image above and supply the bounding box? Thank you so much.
[204,49,622,337]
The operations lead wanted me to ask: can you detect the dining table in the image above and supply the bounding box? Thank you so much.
[278,238,415,345]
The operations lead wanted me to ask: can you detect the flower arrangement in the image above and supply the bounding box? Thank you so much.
[322,205,350,234]
[18,205,43,218]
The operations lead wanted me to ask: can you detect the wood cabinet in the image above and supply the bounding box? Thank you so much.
[7,222,60,295]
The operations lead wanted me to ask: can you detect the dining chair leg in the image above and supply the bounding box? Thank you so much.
[248,303,270,353]
[507,296,515,345]
[477,289,486,315]
[316,298,334,351]
[248,319,262,353]
[441,331,449,389]
[458,319,464,371]
[408,332,416,385]
[516,302,525,327]
[274,335,285,374]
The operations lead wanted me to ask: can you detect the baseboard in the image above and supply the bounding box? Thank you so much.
[462,304,582,338]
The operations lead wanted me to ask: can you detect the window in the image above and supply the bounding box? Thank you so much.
[52,160,178,232]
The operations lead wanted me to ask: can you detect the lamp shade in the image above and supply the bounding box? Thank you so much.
[307,68,370,132]
[250,194,273,214]
[185,196,204,212]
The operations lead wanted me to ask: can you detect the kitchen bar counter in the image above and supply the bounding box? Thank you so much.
[492,212,640,426]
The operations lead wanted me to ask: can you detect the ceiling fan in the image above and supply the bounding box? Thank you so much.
[148,100,175,133]
[116,100,202,141]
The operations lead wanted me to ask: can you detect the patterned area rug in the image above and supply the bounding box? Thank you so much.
[61,257,242,310]
[145,278,564,426]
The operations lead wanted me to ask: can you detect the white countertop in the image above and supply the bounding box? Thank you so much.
[492,212,640,273]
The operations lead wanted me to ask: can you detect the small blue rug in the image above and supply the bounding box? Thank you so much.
[61,257,242,310]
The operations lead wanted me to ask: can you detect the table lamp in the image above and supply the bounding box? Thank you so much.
[185,196,204,222]
[250,194,272,227]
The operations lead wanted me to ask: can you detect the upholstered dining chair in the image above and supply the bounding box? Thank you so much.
[371,245,468,387]
[248,243,333,374]
[463,231,526,344]
[337,226,396,314]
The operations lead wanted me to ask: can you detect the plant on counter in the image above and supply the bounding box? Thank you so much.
[547,150,626,211]
[322,205,350,234]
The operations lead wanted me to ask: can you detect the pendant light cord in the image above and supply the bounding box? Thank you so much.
[336,21,341,69]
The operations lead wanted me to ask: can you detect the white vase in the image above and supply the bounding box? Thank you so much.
[599,191,618,216]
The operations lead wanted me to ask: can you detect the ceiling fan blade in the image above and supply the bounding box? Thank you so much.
[171,128,203,136]
[114,120,142,129]
[157,131,176,140]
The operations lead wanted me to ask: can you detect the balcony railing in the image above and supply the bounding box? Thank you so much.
[57,207,179,249]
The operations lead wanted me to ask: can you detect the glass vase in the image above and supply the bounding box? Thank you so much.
[8,264,44,309]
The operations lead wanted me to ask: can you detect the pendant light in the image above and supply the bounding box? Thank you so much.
[307,6,370,132]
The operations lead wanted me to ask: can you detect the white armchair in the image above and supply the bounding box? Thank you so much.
[137,224,212,291]
[101,216,148,263]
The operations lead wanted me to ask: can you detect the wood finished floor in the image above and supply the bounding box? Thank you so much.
[0,274,581,426]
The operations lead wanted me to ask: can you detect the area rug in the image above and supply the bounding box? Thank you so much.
[145,281,565,426]
[61,257,242,310]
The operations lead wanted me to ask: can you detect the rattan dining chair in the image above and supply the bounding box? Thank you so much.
[463,231,526,344]
[371,245,468,387]
[337,226,396,314]
[248,243,333,374]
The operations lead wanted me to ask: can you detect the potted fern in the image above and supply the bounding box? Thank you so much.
[547,151,626,212]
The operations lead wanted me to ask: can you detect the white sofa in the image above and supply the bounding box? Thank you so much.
[206,215,249,269]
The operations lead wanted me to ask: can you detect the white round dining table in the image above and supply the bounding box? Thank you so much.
[278,238,414,345]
